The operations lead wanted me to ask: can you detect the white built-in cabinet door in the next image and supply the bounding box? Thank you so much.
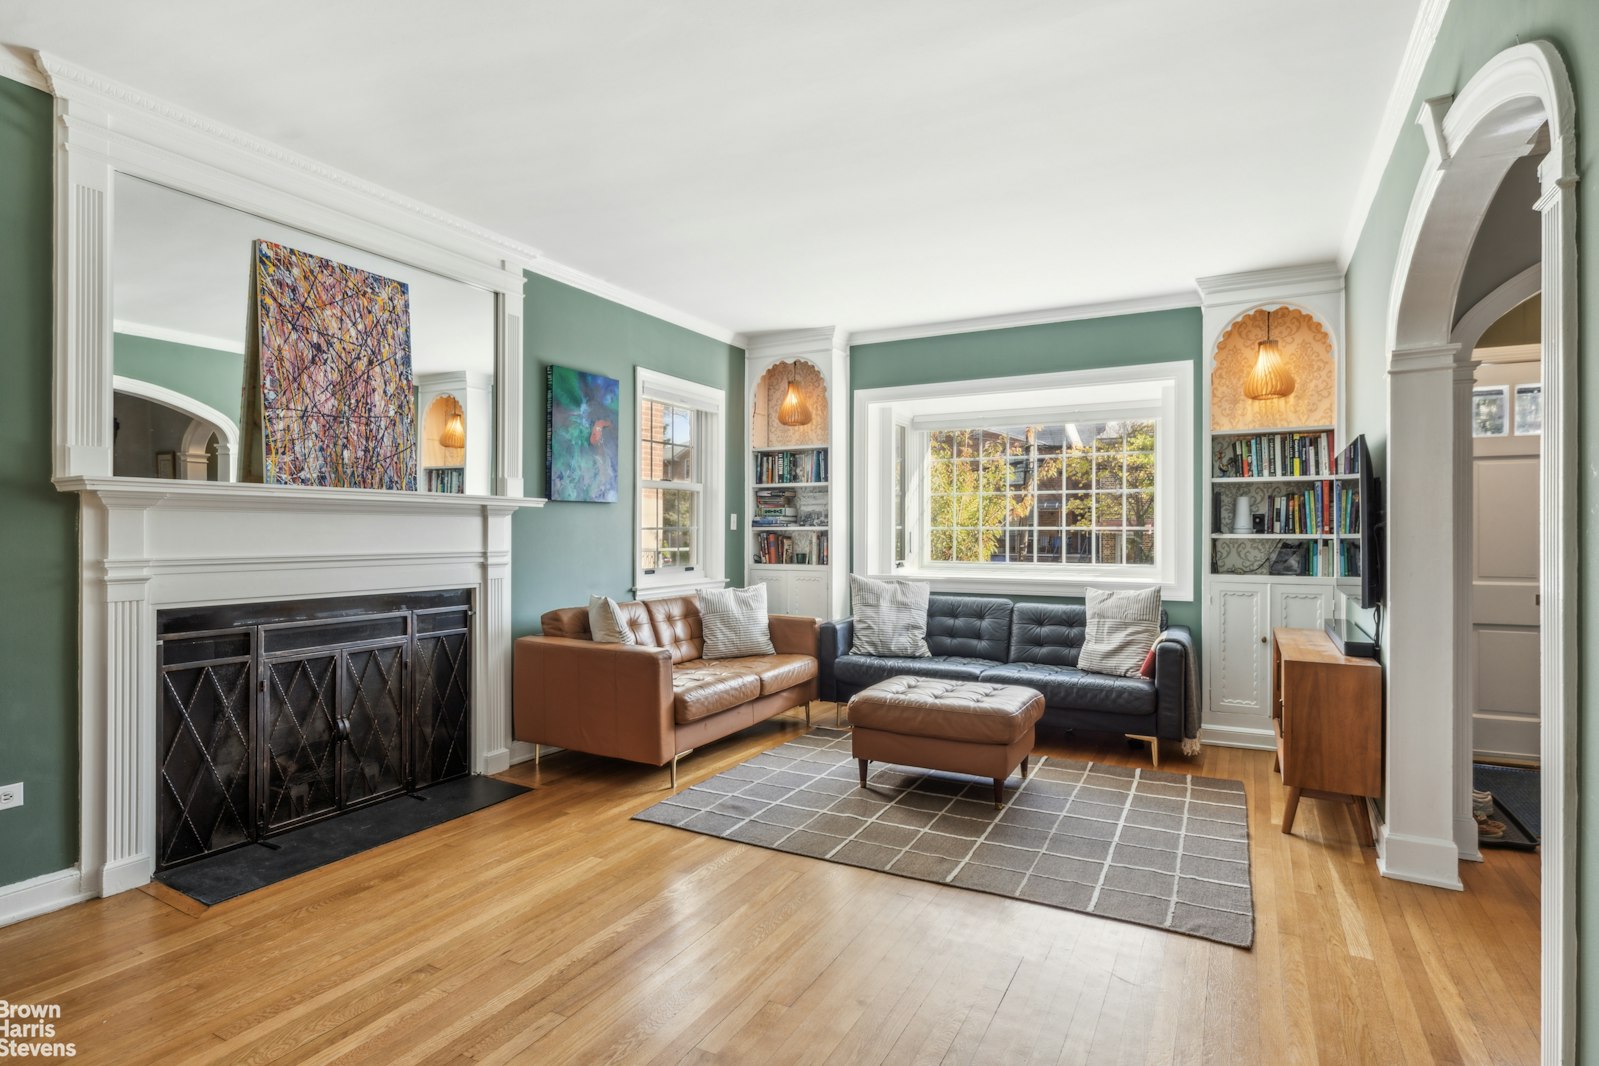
[789,572,829,619]
[1271,583,1334,632]
[1208,582,1271,719]
[752,572,788,615]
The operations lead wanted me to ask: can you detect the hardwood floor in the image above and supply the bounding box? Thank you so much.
[0,708,1539,1065]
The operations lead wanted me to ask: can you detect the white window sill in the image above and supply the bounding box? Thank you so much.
[872,570,1192,603]
[634,576,728,601]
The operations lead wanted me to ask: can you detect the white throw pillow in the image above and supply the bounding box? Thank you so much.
[699,585,775,659]
[1079,586,1162,677]
[587,595,636,645]
[848,574,932,658]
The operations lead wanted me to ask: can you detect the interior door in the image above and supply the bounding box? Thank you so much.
[1471,351,1541,763]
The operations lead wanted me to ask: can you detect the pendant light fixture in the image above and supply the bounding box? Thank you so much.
[777,380,812,426]
[1243,309,1295,400]
[439,403,466,450]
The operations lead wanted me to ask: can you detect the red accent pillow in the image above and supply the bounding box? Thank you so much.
[1139,644,1158,678]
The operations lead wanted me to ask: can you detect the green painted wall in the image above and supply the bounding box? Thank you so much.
[512,273,745,635]
[849,307,1204,638]
[0,78,79,888]
[1340,0,1597,1049]
[113,332,245,423]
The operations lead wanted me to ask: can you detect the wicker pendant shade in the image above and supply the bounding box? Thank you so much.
[777,381,813,426]
[1243,311,1296,400]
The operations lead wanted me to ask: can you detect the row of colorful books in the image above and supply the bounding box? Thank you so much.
[755,449,828,484]
[754,531,828,565]
[1215,430,1334,479]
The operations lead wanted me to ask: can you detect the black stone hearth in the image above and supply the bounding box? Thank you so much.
[154,774,528,905]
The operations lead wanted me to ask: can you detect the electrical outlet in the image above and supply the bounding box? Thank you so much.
[0,782,21,811]
[729,512,738,531]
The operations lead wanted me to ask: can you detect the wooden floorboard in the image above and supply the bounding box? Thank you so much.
[0,709,1540,1064]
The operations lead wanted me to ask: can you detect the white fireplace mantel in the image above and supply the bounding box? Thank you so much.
[36,49,554,903]
[65,477,544,897]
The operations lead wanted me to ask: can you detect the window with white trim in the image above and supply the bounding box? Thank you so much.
[635,369,726,596]
[856,362,1192,598]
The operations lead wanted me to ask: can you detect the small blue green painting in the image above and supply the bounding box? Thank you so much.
[546,365,620,502]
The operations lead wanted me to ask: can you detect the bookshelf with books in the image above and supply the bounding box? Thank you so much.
[745,329,849,619]
[1197,269,1347,749]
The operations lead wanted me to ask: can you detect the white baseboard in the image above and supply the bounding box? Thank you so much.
[1376,825,1464,890]
[0,867,92,928]
[1198,723,1277,751]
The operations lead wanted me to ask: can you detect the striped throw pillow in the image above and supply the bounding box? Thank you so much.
[848,575,932,658]
[1079,586,1162,677]
[588,595,636,645]
[699,585,775,659]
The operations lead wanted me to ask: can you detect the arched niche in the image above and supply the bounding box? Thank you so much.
[750,358,829,448]
[422,393,466,468]
[1209,306,1335,432]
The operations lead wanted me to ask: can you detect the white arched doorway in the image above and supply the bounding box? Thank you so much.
[112,375,239,481]
[1381,41,1576,1064]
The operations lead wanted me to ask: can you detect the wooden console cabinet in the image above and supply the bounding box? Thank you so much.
[1271,627,1382,845]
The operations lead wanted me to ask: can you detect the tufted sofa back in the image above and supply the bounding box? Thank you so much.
[646,596,704,663]
[925,595,1013,661]
[1007,602,1170,666]
[538,598,677,651]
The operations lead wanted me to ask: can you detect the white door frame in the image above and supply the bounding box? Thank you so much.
[1449,267,1541,866]
[1382,42,1576,1065]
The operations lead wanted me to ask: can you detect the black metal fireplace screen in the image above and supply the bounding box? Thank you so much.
[156,590,473,870]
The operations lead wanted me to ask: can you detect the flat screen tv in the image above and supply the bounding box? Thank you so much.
[1341,434,1384,610]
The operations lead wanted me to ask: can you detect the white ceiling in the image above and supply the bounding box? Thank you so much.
[3,0,1423,337]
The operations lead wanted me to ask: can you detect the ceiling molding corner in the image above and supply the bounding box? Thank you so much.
[523,258,744,347]
[0,45,48,92]
[1337,0,1454,266]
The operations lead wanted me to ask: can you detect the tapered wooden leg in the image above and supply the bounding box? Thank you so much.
[858,759,868,788]
[1021,756,1029,775]
[1349,797,1374,847]
[993,778,1005,809]
[533,743,540,783]
[1126,734,1159,769]
[1282,786,1301,834]
[804,702,812,727]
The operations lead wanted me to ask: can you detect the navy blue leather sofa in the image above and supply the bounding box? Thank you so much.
[818,595,1197,750]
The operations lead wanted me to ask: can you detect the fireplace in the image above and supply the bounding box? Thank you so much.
[156,591,473,870]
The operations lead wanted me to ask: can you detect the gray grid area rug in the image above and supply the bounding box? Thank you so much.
[634,727,1254,947]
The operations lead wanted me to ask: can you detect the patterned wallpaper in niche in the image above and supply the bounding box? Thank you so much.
[751,359,829,448]
[1210,308,1335,432]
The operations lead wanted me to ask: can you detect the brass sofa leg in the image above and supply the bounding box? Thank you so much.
[669,749,694,790]
[533,743,540,781]
[805,702,812,728]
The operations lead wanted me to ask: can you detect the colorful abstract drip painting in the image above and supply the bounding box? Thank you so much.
[244,239,417,490]
[546,366,620,502]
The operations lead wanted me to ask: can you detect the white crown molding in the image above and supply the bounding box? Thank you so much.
[0,44,47,91]
[846,291,1197,347]
[113,319,245,355]
[525,256,744,347]
[32,49,745,349]
[1337,0,1454,265]
[1194,262,1345,307]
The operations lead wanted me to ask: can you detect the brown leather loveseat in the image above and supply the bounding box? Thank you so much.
[513,595,820,786]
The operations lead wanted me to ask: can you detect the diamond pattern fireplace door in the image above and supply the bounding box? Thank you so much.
[414,606,472,788]
[341,641,409,806]
[262,652,342,832]
[157,631,255,867]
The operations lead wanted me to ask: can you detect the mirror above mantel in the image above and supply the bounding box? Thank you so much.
[43,49,533,502]
[110,174,499,492]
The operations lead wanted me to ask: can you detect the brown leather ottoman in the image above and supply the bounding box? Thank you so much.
[847,676,1045,808]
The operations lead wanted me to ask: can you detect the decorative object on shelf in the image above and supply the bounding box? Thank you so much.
[545,365,620,503]
[777,380,812,426]
[1232,494,1254,533]
[243,240,417,490]
[1268,542,1309,576]
[1243,310,1295,400]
